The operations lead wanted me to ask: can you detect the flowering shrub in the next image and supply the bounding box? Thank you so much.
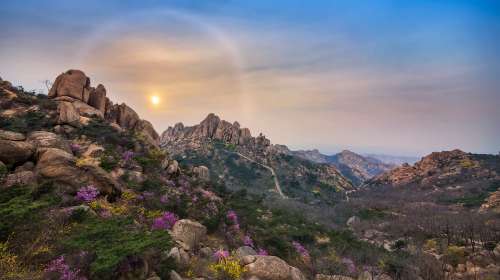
[122,151,134,162]
[70,144,81,154]
[213,249,230,261]
[209,254,247,280]
[226,210,240,233]
[76,185,99,203]
[341,257,356,274]
[0,241,33,279]
[292,241,310,258]
[257,248,268,256]
[226,210,238,224]
[151,211,178,230]
[243,235,254,247]
[45,256,86,280]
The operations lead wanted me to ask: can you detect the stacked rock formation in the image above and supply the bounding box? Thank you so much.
[48,70,159,146]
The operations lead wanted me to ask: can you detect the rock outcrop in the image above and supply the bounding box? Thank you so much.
[36,148,121,198]
[0,139,35,165]
[368,150,498,187]
[161,113,257,147]
[241,255,306,280]
[48,69,160,147]
[171,219,207,251]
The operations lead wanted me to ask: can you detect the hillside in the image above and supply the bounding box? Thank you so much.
[161,114,353,205]
[289,149,394,186]
[1,71,405,280]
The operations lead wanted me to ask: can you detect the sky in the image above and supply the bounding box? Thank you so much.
[1,0,499,156]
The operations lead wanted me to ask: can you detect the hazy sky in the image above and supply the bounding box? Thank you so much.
[1,0,499,156]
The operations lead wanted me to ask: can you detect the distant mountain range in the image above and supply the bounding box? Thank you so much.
[362,153,419,165]
[286,149,395,186]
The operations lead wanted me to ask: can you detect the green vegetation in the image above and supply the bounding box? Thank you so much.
[0,111,55,133]
[0,183,59,241]
[64,216,172,278]
[77,118,134,148]
[358,208,386,220]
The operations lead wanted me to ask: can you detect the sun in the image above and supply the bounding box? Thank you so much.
[150,95,160,105]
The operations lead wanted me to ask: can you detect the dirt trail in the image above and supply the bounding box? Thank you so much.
[233,152,287,199]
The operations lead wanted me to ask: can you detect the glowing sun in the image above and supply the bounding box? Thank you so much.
[150,95,160,105]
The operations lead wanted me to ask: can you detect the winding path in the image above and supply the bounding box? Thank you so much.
[230,151,287,199]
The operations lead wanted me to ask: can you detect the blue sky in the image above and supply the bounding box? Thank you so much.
[1,0,499,156]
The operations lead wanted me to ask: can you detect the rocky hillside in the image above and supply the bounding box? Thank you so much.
[161,114,353,204]
[290,149,394,186]
[1,71,410,280]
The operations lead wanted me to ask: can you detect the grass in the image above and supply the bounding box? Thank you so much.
[63,216,172,279]
[0,184,60,241]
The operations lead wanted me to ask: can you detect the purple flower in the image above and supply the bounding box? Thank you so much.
[46,256,86,280]
[70,144,81,154]
[122,150,134,162]
[99,209,112,218]
[342,258,356,274]
[292,241,309,258]
[213,249,229,261]
[257,248,268,256]
[243,235,254,247]
[152,211,178,230]
[227,210,238,224]
[76,185,99,203]
[160,194,169,204]
[142,191,154,199]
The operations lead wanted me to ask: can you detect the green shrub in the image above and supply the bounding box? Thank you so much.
[0,184,59,241]
[99,153,119,172]
[0,111,54,133]
[358,208,386,220]
[63,217,172,278]
[0,164,7,181]
[445,246,465,266]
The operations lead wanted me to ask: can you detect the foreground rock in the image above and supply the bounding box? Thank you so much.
[171,219,207,251]
[0,139,35,165]
[242,255,306,280]
[36,148,121,198]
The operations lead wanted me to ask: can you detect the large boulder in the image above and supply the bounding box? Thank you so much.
[114,103,140,130]
[171,219,207,251]
[72,100,104,118]
[36,148,121,198]
[57,101,80,126]
[48,70,90,101]
[135,120,160,147]
[0,130,26,141]
[4,170,36,187]
[235,246,257,259]
[243,255,304,280]
[88,84,107,113]
[193,166,209,181]
[0,140,35,165]
[27,131,71,155]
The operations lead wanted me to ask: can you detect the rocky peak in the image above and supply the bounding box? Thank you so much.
[48,69,160,147]
[367,149,499,187]
[161,113,266,148]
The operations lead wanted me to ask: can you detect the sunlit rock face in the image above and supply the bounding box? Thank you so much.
[48,69,160,147]
[161,113,256,146]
